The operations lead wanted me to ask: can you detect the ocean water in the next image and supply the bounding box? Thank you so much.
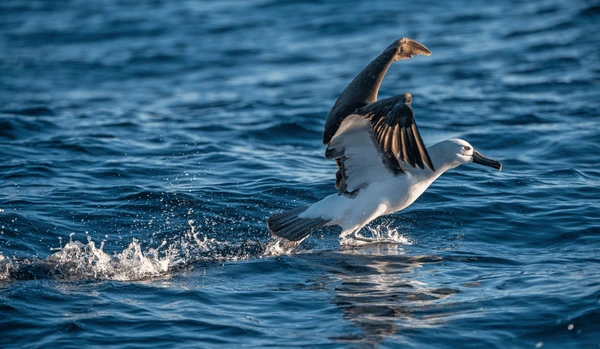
[1,0,599,347]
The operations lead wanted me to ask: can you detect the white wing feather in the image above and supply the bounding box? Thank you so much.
[326,114,396,194]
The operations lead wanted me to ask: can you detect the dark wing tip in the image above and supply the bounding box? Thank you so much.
[393,38,432,60]
[403,93,412,105]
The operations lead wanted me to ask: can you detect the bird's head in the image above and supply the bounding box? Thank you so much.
[442,139,502,171]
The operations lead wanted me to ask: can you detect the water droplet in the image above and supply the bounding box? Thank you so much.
[568,324,574,330]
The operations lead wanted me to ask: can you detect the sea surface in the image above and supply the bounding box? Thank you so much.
[1,0,599,348]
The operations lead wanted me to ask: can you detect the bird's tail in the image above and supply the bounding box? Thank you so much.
[267,206,329,242]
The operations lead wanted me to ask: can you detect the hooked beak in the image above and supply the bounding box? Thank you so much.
[472,150,502,171]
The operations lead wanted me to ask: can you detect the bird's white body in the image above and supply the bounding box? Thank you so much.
[300,139,465,237]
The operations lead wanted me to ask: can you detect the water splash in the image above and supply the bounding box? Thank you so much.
[38,236,173,281]
[0,220,298,282]
[340,223,412,247]
[0,252,12,281]
[263,237,304,256]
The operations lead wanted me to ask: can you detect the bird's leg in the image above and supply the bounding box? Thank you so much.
[338,226,377,245]
[349,229,375,243]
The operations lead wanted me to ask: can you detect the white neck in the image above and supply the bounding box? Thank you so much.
[406,140,462,185]
[427,140,463,175]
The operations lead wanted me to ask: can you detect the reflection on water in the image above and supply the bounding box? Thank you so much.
[312,245,458,347]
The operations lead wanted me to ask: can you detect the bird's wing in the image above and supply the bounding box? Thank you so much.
[325,114,394,196]
[323,38,431,145]
[325,94,434,196]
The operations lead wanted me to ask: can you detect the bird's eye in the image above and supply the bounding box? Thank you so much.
[463,146,471,151]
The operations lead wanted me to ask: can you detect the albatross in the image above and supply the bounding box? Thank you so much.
[267,38,502,243]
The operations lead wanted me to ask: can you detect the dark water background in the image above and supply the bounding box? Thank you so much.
[1,0,600,348]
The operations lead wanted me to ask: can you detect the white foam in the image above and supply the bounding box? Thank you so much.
[42,236,176,281]
[0,253,9,281]
[263,237,303,257]
[340,223,412,247]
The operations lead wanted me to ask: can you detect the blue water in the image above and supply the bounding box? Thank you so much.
[1,0,599,347]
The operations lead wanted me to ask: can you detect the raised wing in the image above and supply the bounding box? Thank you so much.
[325,94,434,196]
[323,38,431,145]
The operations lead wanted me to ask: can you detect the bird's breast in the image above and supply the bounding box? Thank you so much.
[377,175,435,214]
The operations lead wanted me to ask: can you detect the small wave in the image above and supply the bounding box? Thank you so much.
[0,116,57,140]
[2,106,55,117]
